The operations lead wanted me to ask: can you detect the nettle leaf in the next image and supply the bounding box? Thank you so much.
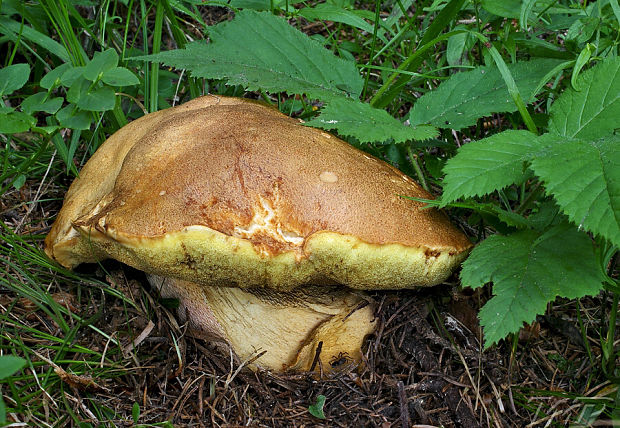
[410,58,563,129]
[441,130,537,205]
[0,63,30,96]
[530,134,620,247]
[461,224,605,347]
[549,58,620,139]
[305,98,437,143]
[137,10,363,100]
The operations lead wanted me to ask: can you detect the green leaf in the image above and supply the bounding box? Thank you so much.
[136,10,363,100]
[308,395,326,419]
[0,356,25,424]
[0,63,30,96]
[0,355,26,380]
[566,17,597,46]
[12,174,26,190]
[21,92,64,115]
[228,0,272,11]
[56,105,92,130]
[530,134,620,247]
[570,43,594,91]
[132,402,140,423]
[76,86,116,112]
[0,111,36,133]
[101,67,140,86]
[519,0,537,30]
[0,397,5,423]
[371,0,467,109]
[298,4,374,34]
[305,98,438,144]
[549,58,620,139]
[0,17,70,62]
[441,130,538,205]
[409,58,564,129]
[481,0,522,18]
[66,78,88,104]
[446,25,473,66]
[61,66,86,87]
[41,63,73,89]
[461,224,605,347]
[83,48,119,82]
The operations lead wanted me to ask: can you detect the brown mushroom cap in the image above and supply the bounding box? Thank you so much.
[45,95,471,290]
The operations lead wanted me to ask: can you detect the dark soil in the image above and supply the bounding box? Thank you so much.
[30,264,609,427]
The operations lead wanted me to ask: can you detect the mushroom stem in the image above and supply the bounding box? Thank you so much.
[148,275,376,373]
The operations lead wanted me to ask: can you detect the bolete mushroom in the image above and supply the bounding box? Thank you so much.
[45,96,472,373]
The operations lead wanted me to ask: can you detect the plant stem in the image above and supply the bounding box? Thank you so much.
[150,0,164,113]
[604,291,618,376]
[362,0,381,100]
[516,182,544,214]
[407,144,429,192]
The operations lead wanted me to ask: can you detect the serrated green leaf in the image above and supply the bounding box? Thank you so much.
[461,224,605,347]
[101,67,140,86]
[136,10,363,100]
[441,130,538,205]
[41,63,72,89]
[21,92,64,115]
[0,355,26,380]
[76,86,116,112]
[410,58,564,129]
[84,49,119,81]
[0,63,30,96]
[549,58,620,139]
[0,111,36,133]
[298,4,374,34]
[530,134,620,247]
[305,98,437,143]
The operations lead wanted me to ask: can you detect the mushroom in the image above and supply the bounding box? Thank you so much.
[45,96,472,373]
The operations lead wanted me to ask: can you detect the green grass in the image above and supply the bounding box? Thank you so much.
[0,0,618,425]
